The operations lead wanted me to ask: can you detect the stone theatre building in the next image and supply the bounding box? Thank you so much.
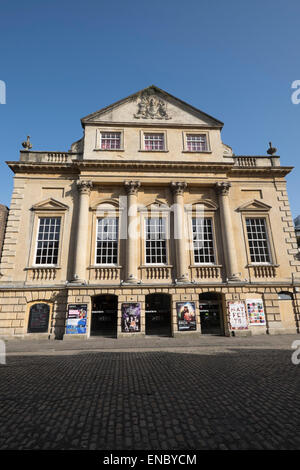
[0,85,299,339]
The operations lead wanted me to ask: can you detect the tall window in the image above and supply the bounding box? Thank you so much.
[35,217,61,265]
[96,218,118,264]
[192,218,215,264]
[246,218,271,263]
[145,218,167,264]
[100,132,121,150]
[186,134,208,152]
[144,133,165,151]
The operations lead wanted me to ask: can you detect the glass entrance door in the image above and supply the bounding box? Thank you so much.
[145,294,171,336]
[199,300,222,335]
[91,295,118,337]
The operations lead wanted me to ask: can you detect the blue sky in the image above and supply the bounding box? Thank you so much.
[0,0,299,217]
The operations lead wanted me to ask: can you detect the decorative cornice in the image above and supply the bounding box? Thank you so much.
[5,160,294,178]
[215,181,231,196]
[77,180,93,194]
[170,181,187,195]
[124,180,141,195]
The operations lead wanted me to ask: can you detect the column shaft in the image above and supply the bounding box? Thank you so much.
[216,182,240,281]
[72,180,93,282]
[171,182,189,282]
[124,181,140,283]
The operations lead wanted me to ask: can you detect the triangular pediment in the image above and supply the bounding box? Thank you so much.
[237,200,272,212]
[32,198,69,211]
[81,85,223,128]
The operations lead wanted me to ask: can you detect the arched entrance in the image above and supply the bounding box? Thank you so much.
[91,294,118,337]
[145,293,171,336]
[199,292,224,335]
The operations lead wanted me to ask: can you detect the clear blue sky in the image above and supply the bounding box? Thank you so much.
[0,0,299,217]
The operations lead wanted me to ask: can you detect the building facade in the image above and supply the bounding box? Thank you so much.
[0,204,8,260]
[0,85,300,339]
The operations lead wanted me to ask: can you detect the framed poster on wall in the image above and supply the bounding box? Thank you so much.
[176,302,197,331]
[121,303,141,332]
[228,301,248,330]
[66,304,88,334]
[246,299,266,326]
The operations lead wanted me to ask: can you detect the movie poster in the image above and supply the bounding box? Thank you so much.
[66,304,88,334]
[246,299,266,326]
[176,302,197,331]
[121,303,141,332]
[228,301,248,330]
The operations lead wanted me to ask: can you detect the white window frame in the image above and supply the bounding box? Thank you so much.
[244,217,273,265]
[191,217,216,265]
[95,217,119,266]
[34,217,61,267]
[144,216,168,265]
[140,130,168,152]
[182,131,211,153]
[95,128,124,151]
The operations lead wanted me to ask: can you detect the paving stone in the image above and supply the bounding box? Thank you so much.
[0,336,300,449]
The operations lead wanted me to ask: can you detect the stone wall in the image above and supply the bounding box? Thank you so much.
[0,204,8,260]
[0,285,298,339]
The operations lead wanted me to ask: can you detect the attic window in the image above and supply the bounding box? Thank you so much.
[143,133,165,151]
[100,132,121,150]
[186,134,208,152]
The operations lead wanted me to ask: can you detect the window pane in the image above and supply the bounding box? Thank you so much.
[145,218,167,264]
[96,218,119,264]
[186,134,208,152]
[192,218,215,264]
[100,132,121,150]
[246,218,271,263]
[144,133,164,151]
[35,217,61,265]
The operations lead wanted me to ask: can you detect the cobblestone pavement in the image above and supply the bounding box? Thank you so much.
[1,336,300,450]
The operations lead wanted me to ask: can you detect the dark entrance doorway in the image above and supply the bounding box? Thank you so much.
[145,293,171,336]
[91,295,118,337]
[199,293,223,335]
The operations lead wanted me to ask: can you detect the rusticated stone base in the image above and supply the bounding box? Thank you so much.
[0,284,298,340]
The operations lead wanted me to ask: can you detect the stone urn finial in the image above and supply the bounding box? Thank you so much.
[267,141,277,156]
[22,136,32,150]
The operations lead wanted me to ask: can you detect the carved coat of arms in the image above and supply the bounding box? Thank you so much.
[134,90,171,120]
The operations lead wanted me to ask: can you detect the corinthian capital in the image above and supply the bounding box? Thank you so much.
[171,181,187,196]
[215,181,231,196]
[77,180,93,194]
[124,180,141,195]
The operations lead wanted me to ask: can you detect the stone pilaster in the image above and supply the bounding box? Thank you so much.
[216,182,240,282]
[171,182,189,283]
[124,181,140,283]
[72,180,93,283]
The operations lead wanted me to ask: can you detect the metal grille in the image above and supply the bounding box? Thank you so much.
[35,217,61,265]
[186,134,208,152]
[100,132,121,150]
[144,133,164,150]
[246,218,271,263]
[145,218,167,264]
[96,218,118,264]
[192,218,215,264]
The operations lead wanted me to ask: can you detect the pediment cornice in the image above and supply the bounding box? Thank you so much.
[237,199,272,212]
[31,198,69,211]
